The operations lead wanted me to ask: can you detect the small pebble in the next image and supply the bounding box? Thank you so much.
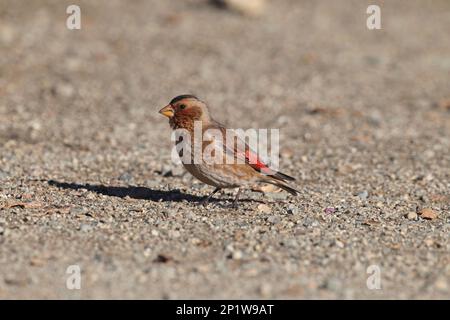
[335,240,345,248]
[80,224,93,232]
[357,191,369,200]
[118,172,134,183]
[70,207,88,216]
[231,250,243,260]
[435,277,449,291]
[267,216,280,224]
[419,208,438,220]
[257,204,271,213]
[286,204,298,215]
[406,212,418,220]
[212,0,266,16]
[259,283,272,297]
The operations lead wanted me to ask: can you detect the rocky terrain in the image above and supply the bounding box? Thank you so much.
[0,0,449,299]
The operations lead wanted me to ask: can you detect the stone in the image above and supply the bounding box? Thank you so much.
[357,191,369,200]
[212,0,267,17]
[286,204,299,215]
[406,212,418,220]
[80,224,93,232]
[419,208,438,220]
[267,216,281,224]
[257,204,271,213]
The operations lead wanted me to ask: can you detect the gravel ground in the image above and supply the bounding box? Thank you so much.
[0,0,449,299]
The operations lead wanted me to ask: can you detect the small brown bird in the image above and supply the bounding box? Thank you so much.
[159,94,299,205]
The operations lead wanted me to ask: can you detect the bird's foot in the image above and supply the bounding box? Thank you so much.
[230,188,242,209]
[200,187,221,207]
[200,197,210,207]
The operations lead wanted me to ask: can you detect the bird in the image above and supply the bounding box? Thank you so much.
[158,94,299,206]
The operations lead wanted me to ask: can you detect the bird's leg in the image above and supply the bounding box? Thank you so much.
[201,187,221,206]
[232,188,242,208]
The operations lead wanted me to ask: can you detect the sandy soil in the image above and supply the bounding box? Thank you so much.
[0,0,449,299]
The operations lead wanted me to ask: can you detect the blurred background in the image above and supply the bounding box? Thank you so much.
[0,0,449,299]
[1,0,449,152]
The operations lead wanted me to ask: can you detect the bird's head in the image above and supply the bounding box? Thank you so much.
[159,95,210,129]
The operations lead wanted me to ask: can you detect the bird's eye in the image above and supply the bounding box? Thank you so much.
[179,104,186,110]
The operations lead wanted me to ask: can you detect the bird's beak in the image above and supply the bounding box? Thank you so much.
[159,105,174,118]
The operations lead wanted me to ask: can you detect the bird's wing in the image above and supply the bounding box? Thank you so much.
[206,121,295,181]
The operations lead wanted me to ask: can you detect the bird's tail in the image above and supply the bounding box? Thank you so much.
[271,171,295,181]
[264,179,299,196]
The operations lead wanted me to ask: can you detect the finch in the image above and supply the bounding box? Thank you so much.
[159,94,299,205]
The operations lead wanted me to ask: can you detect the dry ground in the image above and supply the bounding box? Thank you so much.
[0,0,449,299]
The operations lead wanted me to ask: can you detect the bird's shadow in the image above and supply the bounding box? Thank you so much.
[47,180,264,204]
[47,180,208,203]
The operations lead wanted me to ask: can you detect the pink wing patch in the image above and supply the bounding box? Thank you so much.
[244,150,273,175]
